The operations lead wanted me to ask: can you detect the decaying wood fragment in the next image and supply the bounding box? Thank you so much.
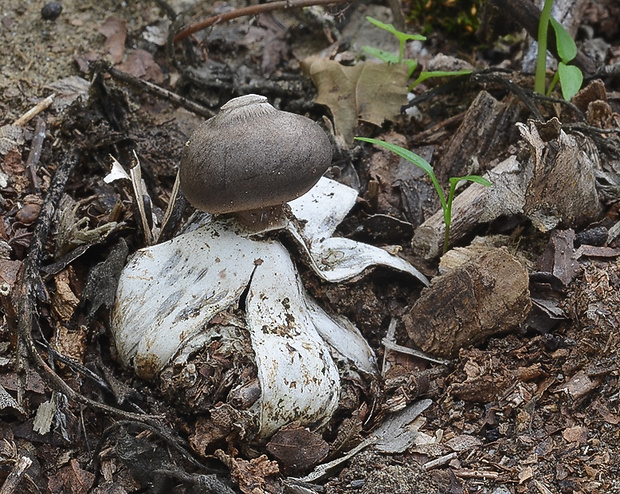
[412,118,603,259]
[438,234,533,273]
[537,229,580,286]
[403,248,531,358]
[435,91,525,181]
[412,155,530,258]
[520,119,603,232]
[0,456,32,494]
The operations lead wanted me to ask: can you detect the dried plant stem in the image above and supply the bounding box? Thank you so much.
[107,65,214,118]
[422,452,457,471]
[173,0,351,43]
[15,151,158,423]
[25,117,46,193]
[13,94,55,127]
[0,456,32,494]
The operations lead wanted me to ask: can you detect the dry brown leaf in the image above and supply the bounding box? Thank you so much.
[52,325,88,365]
[99,16,127,64]
[562,370,600,401]
[518,465,533,484]
[562,425,588,443]
[52,269,80,322]
[2,149,28,193]
[47,459,95,494]
[117,49,164,83]
[0,259,21,287]
[592,401,620,425]
[302,57,408,143]
[266,425,329,472]
[445,434,483,452]
[215,450,279,494]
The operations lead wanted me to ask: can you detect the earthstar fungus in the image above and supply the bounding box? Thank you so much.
[111,95,428,441]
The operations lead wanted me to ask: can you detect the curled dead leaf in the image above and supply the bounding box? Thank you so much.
[301,57,408,143]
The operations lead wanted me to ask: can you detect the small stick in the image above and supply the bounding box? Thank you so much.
[15,150,161,422]
[173,0,351,43]
[128,152,155,246]
[381,318,398,376]
[0,456,32,494]
[157,169,187,243]
[13,94,55,127]
[107,66,214,118]
[25,117,46,193]
[382,337,451,365]
[296,436,377,482]
[454,469,499,480]
[422,452,457,471]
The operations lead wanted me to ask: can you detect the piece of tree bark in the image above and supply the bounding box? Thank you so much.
[436,91,525,182]
[403,248,531,359]
[411,118,603,259]
[519,119,603,231]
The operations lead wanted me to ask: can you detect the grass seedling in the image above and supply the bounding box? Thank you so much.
[355,137,492,254]
[362,16,472,88]
[534,0,583,100]
[362,16,426,77]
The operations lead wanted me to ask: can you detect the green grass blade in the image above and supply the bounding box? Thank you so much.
[449,175,493,187]
[409,69,472,90]
[355,137,447,209]
[404,59,419,78]
[356,137,433,176]
[365,16,426,42]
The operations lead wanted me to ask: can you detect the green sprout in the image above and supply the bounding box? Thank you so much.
[535,0,583,100]
[355,137,492,255]
[362,16,472,89]
[362,16,426,77]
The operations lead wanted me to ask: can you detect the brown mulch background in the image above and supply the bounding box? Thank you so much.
[1,0,620,493]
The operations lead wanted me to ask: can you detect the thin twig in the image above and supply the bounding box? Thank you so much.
[530,91,586,121]
[173,0,351,43]
[0,456,32,494]
[107,65,214,118]
[471,71,544,120]
[453,469,500,480]
[25,117,46,193]
[382,338,451,365]
[15,150,159,423]
[422,452,457,471]
[157,169,189,243]
[152,0,177,19]
[13,94,55,127]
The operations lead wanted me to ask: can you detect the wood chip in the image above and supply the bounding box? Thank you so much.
[404,248,531,358]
